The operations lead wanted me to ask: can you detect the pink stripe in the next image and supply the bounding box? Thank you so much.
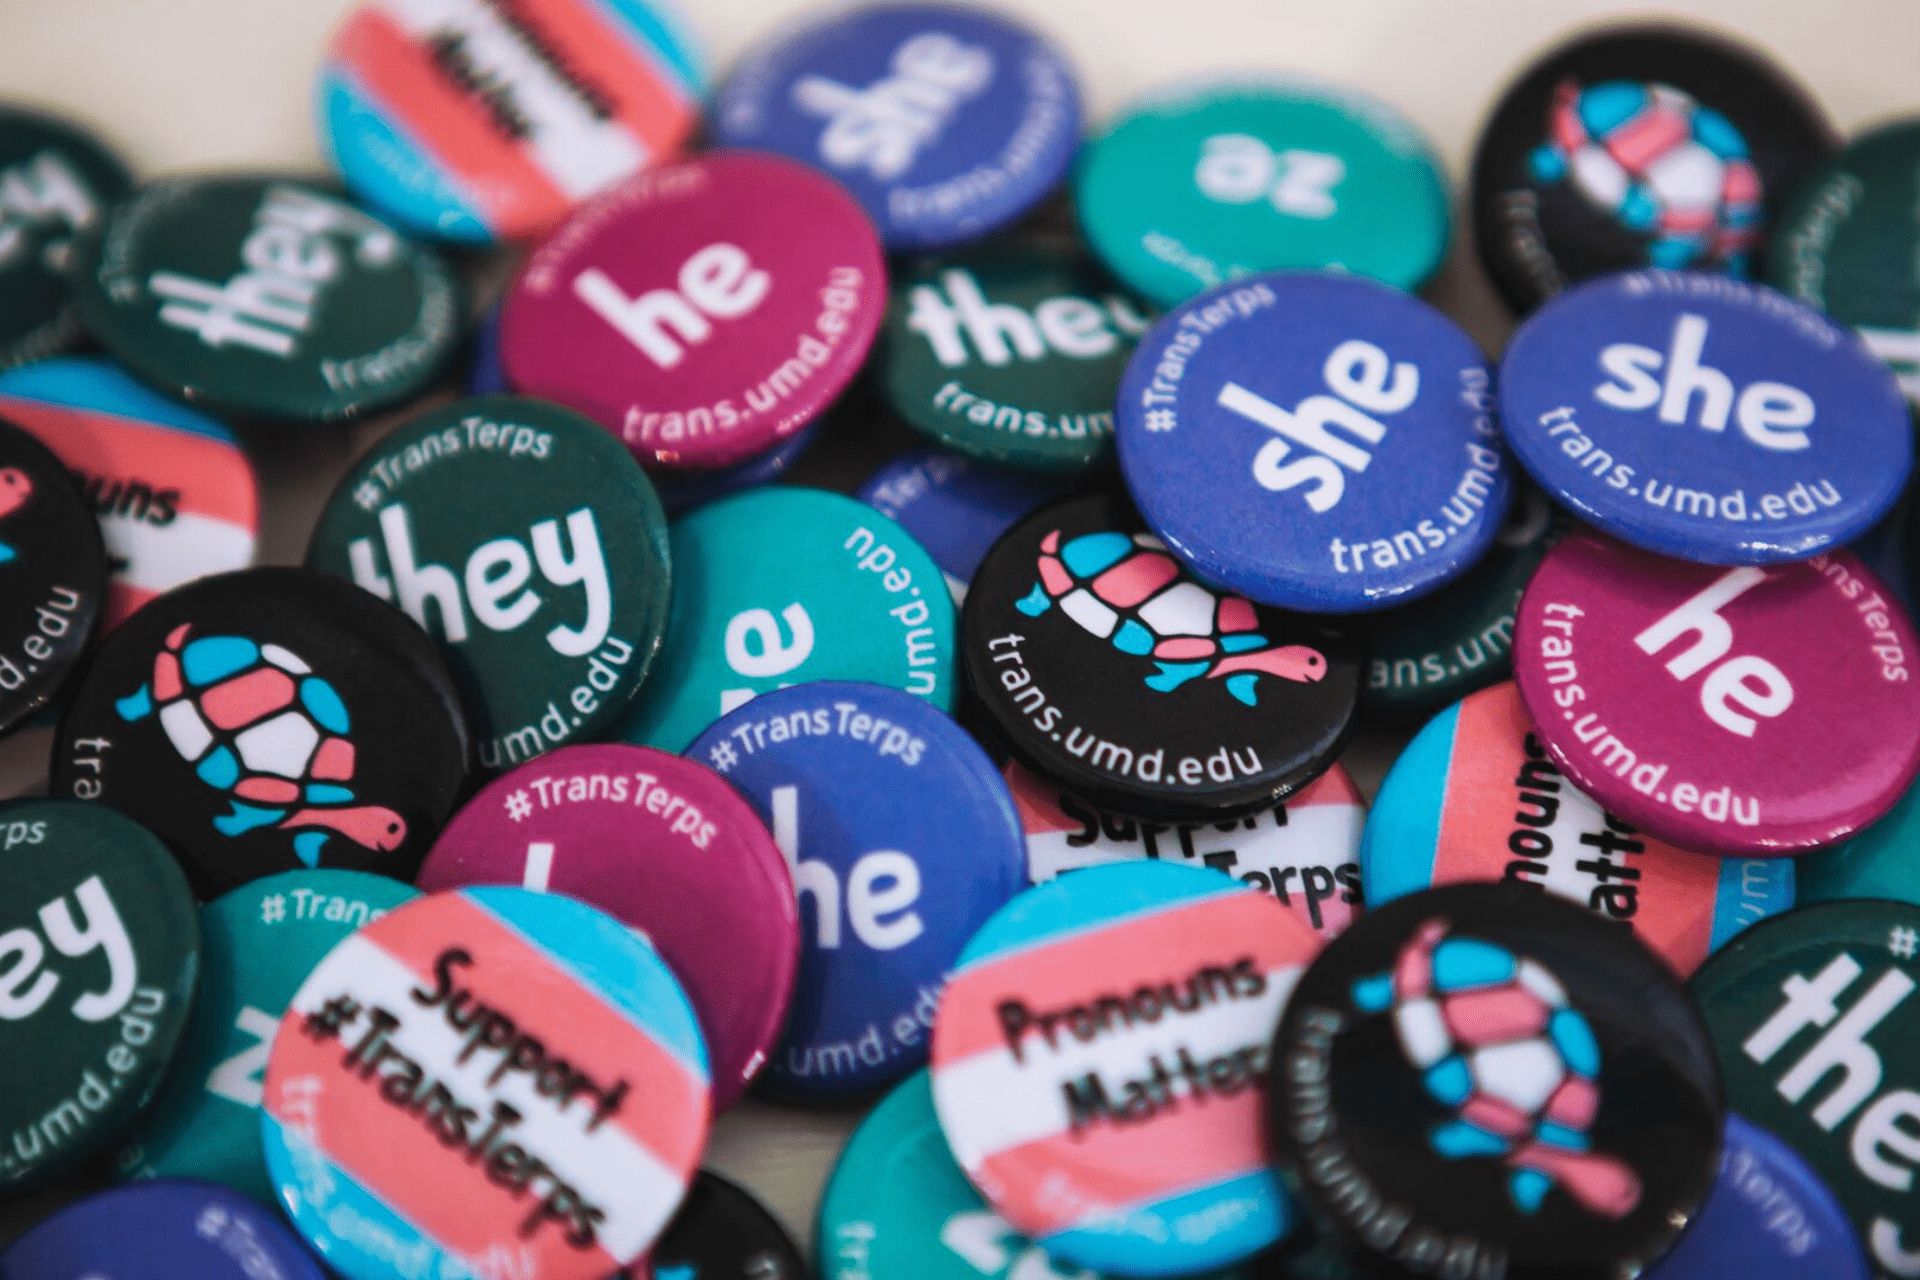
[1290,763,1361,810]
[506,0,696,157]
[0,397,256,528]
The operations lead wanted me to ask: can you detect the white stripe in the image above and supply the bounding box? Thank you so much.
[932,965,1298,1169]
[104,509,254,595]
[382,0,647,199]
[290,933,683,1263]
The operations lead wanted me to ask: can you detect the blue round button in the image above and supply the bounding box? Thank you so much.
[0,1179,325,1280]
[687,680,1025,1101]
[467,302,507,395]
[711,3,1081,251]
[1644,1113,1868,1280]
[857,449,1072,601]
[1499,270,1910,563]
[1116,271,1511,612]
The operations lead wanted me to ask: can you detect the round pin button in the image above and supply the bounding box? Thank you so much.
[1268,880,1724,1280]
[1469,25,1836,315]
[636,1171,806,1280]
[261,885,710,1280]
[52,566,471,897]
[819,1069,1086,1280]
[115,869,417,1203]
[1498,270,1909,563]
[711,3,1080,252]
[1514,530,1920,856]
[0,1180,325,1280]
[308,395,671,772]
[963,493,1361,822]
[0,414,105,737]
[1642,1113,1869,1280]
[1117,272,1512,613]
[0,799,199,1194]
[1766,117,1920,405]
[931,860,1320,1275]
[1076,76,1450,308]
[615,487,957,754]
[69,175,463,424]
[501,151,886,471]
[1364,682,1793,976]
[1009,758,1367,939]
[689,681,1025,1100]
[0,105,131,371]
[880,244,1150,472]
[1361,484,1571,719]
[417,743,798,1111]
[0,356,258,631]
[857,448,1071,602]
[319,0,704,245]
[1689,900,1920,1280]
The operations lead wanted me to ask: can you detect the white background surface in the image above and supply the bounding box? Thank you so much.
[2,0,1918,1261]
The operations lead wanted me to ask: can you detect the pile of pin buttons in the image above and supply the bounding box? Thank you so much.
[2,5,1920,1280]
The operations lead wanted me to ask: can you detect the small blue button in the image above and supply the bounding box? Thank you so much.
[711,3,1081,251]
[467,302,507,395]
[1499,270,1910,564]
[857,448,1071,601]
[1116,271,1511,612]
[687,680,1026,1100]
[1,1180,325,1279]
[1643,1113,1868,1280]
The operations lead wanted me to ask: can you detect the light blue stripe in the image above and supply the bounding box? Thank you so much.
[1708,856,1795,955]
[590,0,706,95]
[1361,701,1457,904]
[464,886,710,1083]
[954,862,1251,971]
[260,1113,473,1279]
[317,69,493,244]
[0,356,236,443]
[1038,1169,1289,1277]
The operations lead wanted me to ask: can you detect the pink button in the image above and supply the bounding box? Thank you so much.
[501,150,885,471]
[1514,530,1920,856]
[415,743,799,1109]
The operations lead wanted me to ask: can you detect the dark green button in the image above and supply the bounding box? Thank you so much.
[1361,484,1572,718]
[0,798,199,1194]
[308,395,670,772]
[70,174,462,423]
[0,106,131,371]
[1767,117,1920,404]
[114,868,416,1204]
[880,243,1151,473]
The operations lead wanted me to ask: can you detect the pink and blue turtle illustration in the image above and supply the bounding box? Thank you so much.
[114,622,406,866]
[1529,79,1760,273]
[1016,528,1326,706]
[0,466,31,563]
[1350,917,1642,1220]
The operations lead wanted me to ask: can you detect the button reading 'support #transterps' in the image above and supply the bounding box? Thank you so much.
[261,886,711,1280]
[1117,272,1512,614]
[1514,530,1920,856]
[318,0,704,245]
[689,682,1026,1101]
[307,395,671,773]
[1364,682,1792,976]
[1498,270,1909,564]
[69,175,463,424]
[711,3,1080,251]
[931,860,1321,1276]
[0,356,258,631]
[501,151,886,472]
[417,743,798,1112]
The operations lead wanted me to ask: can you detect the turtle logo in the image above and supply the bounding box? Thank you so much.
[1350,917,1642,1219]
[1529,79,1761,273]
[1015,529,1326,706]
[113,623,406,867]
[0,467,32,564]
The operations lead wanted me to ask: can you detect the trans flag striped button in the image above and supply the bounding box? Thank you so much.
[261,886,710,1280]
[318,0,704,244]
[930,860,1321,1276]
